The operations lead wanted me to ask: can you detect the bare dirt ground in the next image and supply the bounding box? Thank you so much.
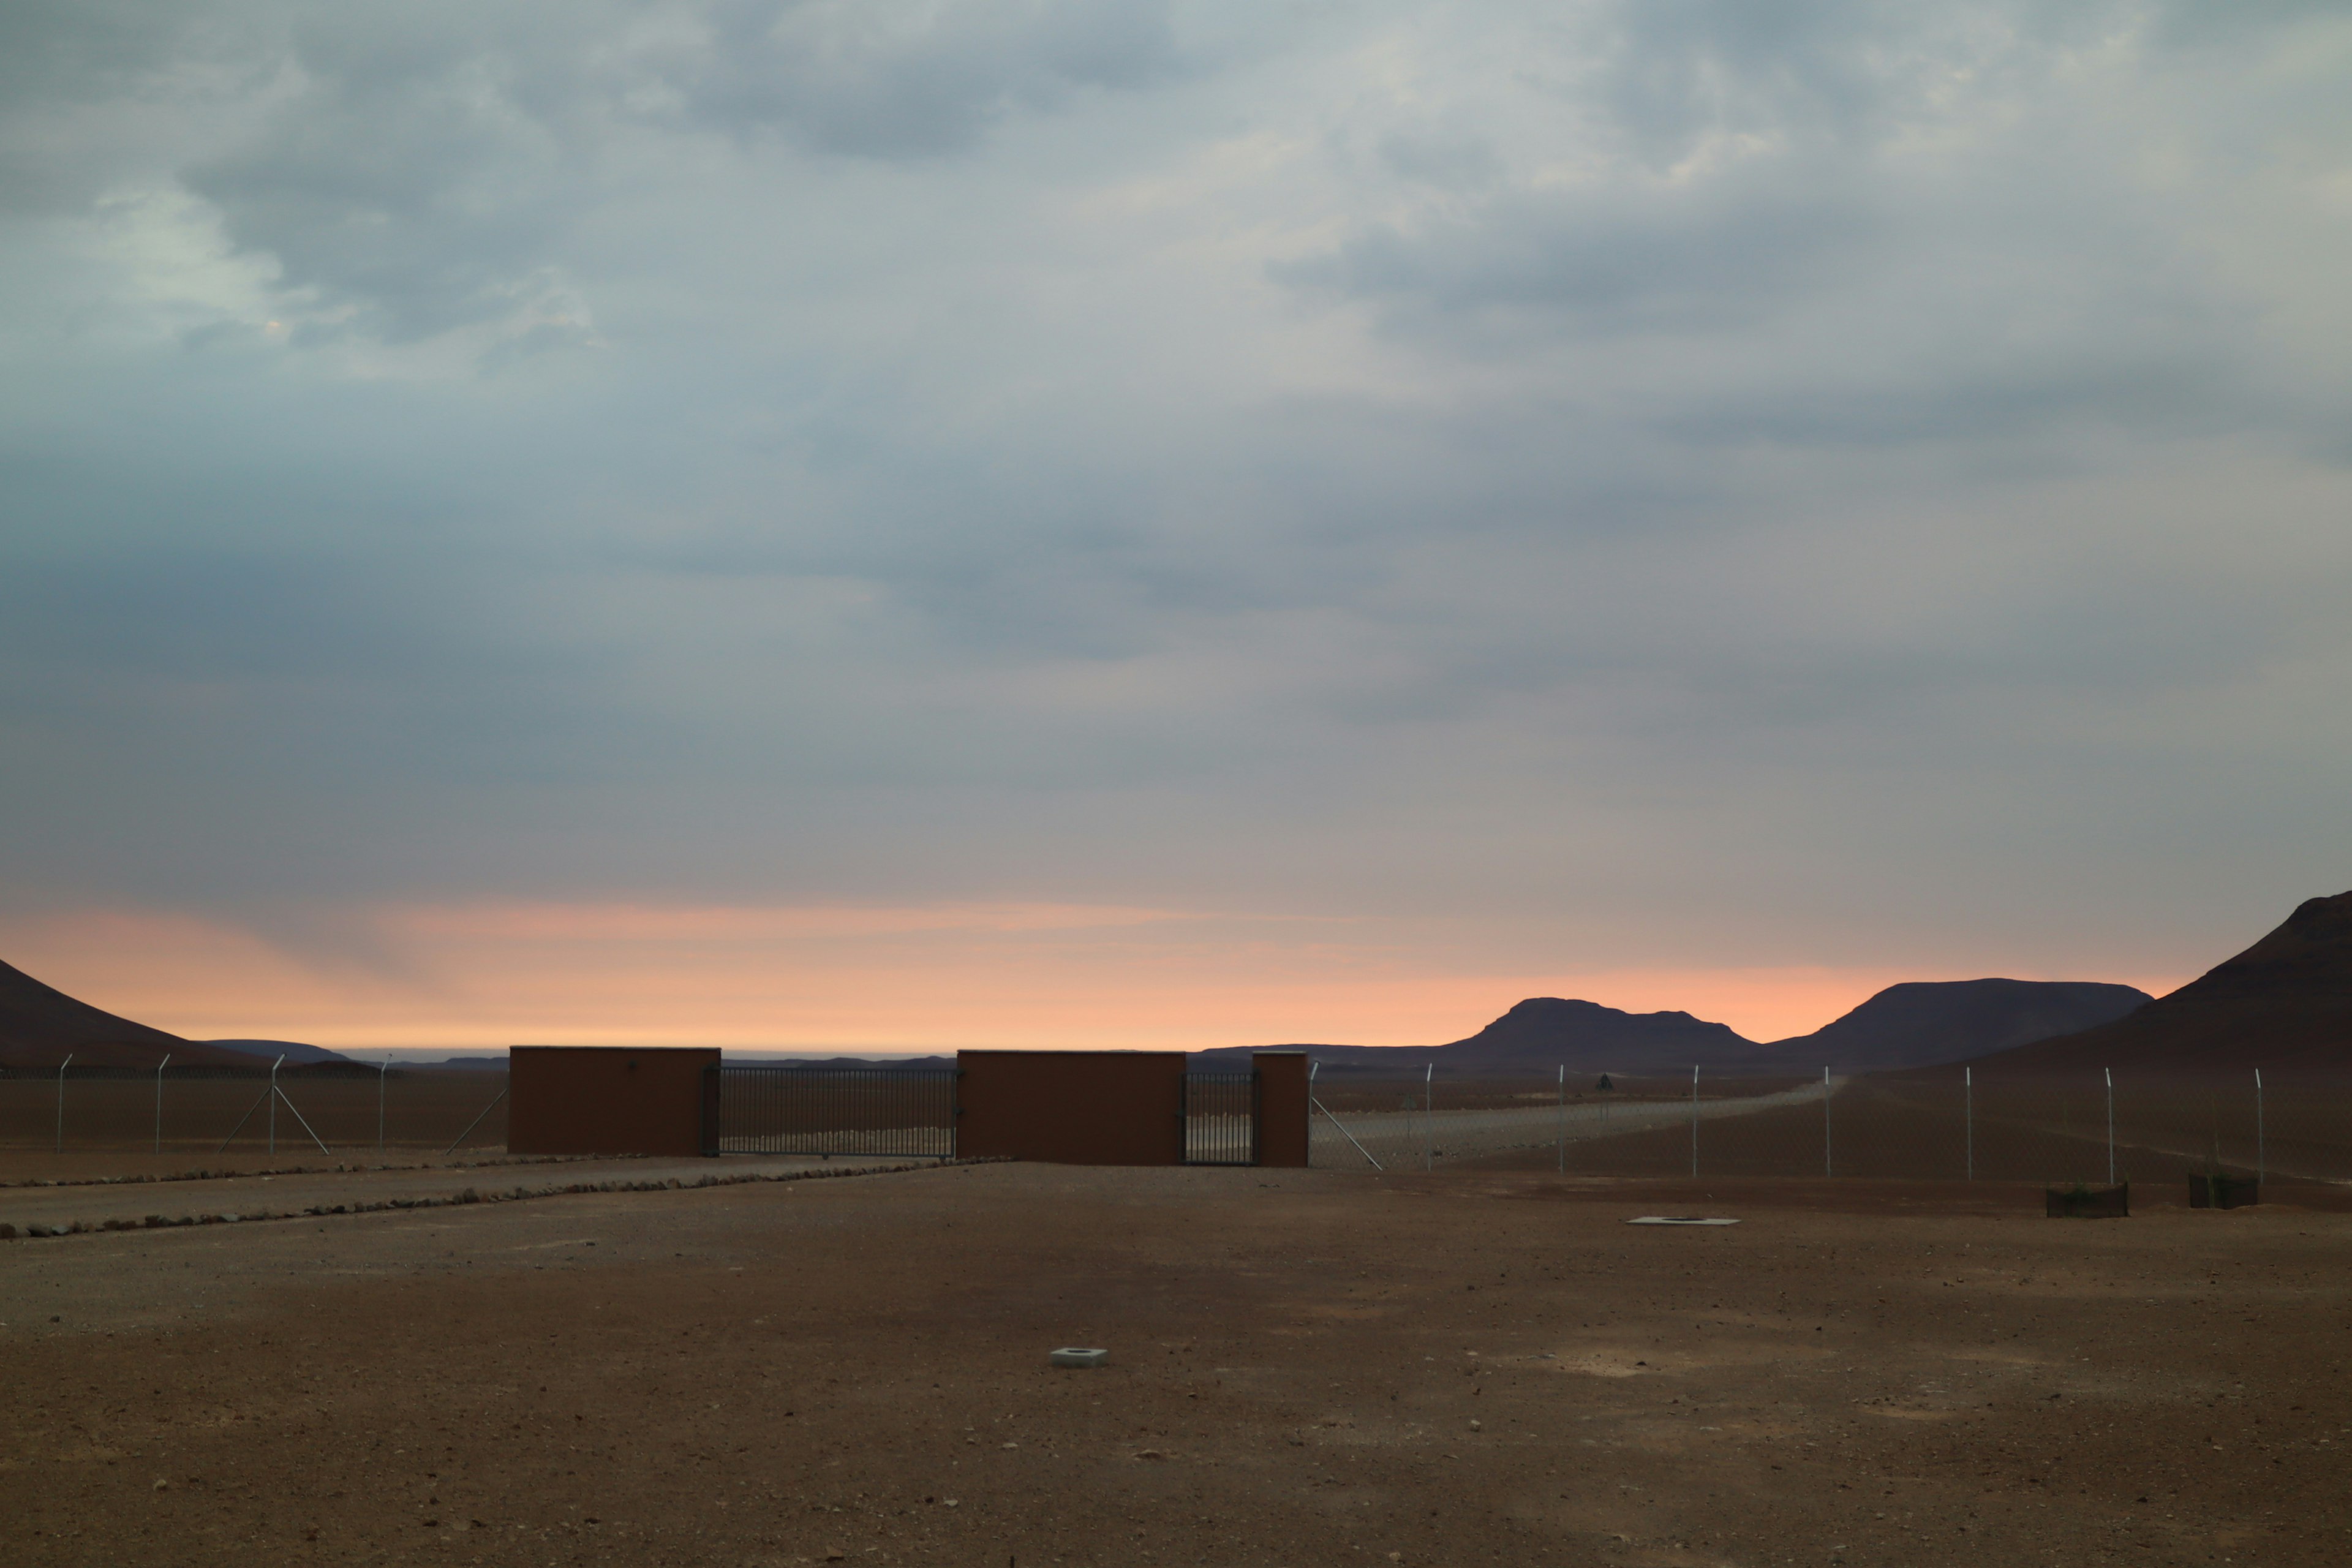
[4,1161,2350,1568]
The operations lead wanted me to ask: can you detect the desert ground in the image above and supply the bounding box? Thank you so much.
[5,1157,2351,1568]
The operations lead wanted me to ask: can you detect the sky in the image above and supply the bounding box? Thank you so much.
[3,1,2350,1051]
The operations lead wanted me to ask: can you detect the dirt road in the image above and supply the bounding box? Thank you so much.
[4,1162,2348,1567]
[1313,1082,1836,1169]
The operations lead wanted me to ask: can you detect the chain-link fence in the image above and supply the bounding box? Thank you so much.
[1306,1065,2348,1186]
[0,1063,510,1157]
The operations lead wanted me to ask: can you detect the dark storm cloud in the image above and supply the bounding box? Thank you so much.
[165,0,1180,340]
[2,0,2349,980]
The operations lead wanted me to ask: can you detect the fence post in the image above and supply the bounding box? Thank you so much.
[155,1053,171,1156]
[56,1052,74,1155]
[268,1054,284,1157]
[2255,1067,2264,1183]
[2104,1067,2115,1186]
[1964,1066,1973,1182]
[1823,1066,1833,1178]
[1556,1064,1566,1174]
[1423,1063,1433,1172]
[1690,1065,1700,1178]
[379,1059,390,1153]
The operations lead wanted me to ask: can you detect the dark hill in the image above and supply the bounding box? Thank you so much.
[1202,980,2154,1077]
[1197,997,1755,1074]
[1432,997,1752,1069]
[1741,979,2150,1072]
[0,957,255,1070]
[202,1038,357,1066]
[1950,891,2352,1076]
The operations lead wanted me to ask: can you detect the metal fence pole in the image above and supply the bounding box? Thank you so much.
[2104,1067,2115,1186]
[443,1085,509,1156]
[155,1053,171,1155]
[1690,1065,1700,1178]
[1823,1066,1833,1178]
[268,1054,284,1157]
[1308,1060,1382,1172]
[1423,1063,1433,1172]
[378,1059,390,1154]
[1556,1064,1566,1174]
[56,1052,74,1155]
[1964,1066,1973,1182]
[2255,1067,2264,1183]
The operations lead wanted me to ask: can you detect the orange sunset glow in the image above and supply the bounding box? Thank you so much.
[0,905,2188,1052]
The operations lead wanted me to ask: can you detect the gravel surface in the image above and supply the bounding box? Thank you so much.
[4,1161,2349,1567]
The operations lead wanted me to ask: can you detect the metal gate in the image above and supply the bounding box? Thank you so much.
[1183,1071,1257,1165]
[709,1065,957,1158]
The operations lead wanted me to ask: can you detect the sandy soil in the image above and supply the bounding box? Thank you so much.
[4,1161,2350,1567]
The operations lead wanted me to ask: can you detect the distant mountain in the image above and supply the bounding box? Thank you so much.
[203,1038,357,1066]
[0,957,255,1070]
[1740,979,2151,1072]
[1201,979,2152,1077]
[1199,996,1755,1075]
[1433,997,1752,1070]
[1950,891,2352,1076]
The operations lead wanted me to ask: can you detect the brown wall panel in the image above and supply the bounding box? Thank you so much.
[508,1046,720,1157]
[956,1050,1185,1165]
[1253,1051,1310,1167]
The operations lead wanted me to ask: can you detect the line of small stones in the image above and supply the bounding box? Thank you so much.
[0,1156,998,1240]
[0,1151,653,1191]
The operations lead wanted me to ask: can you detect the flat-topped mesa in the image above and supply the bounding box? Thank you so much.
[1752,979,2150,1074]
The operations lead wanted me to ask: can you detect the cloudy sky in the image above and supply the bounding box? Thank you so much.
[3,0,2348,1050]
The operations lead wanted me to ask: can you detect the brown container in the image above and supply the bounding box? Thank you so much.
[508,1047,720,1158]
[956,1050,1185,1165]
[2045,1182,2129,1218]
[1252,1051,1310,1169]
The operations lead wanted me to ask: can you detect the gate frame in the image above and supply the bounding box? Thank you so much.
[1182,1066,1259,1166]
[703,1061,959,1159]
